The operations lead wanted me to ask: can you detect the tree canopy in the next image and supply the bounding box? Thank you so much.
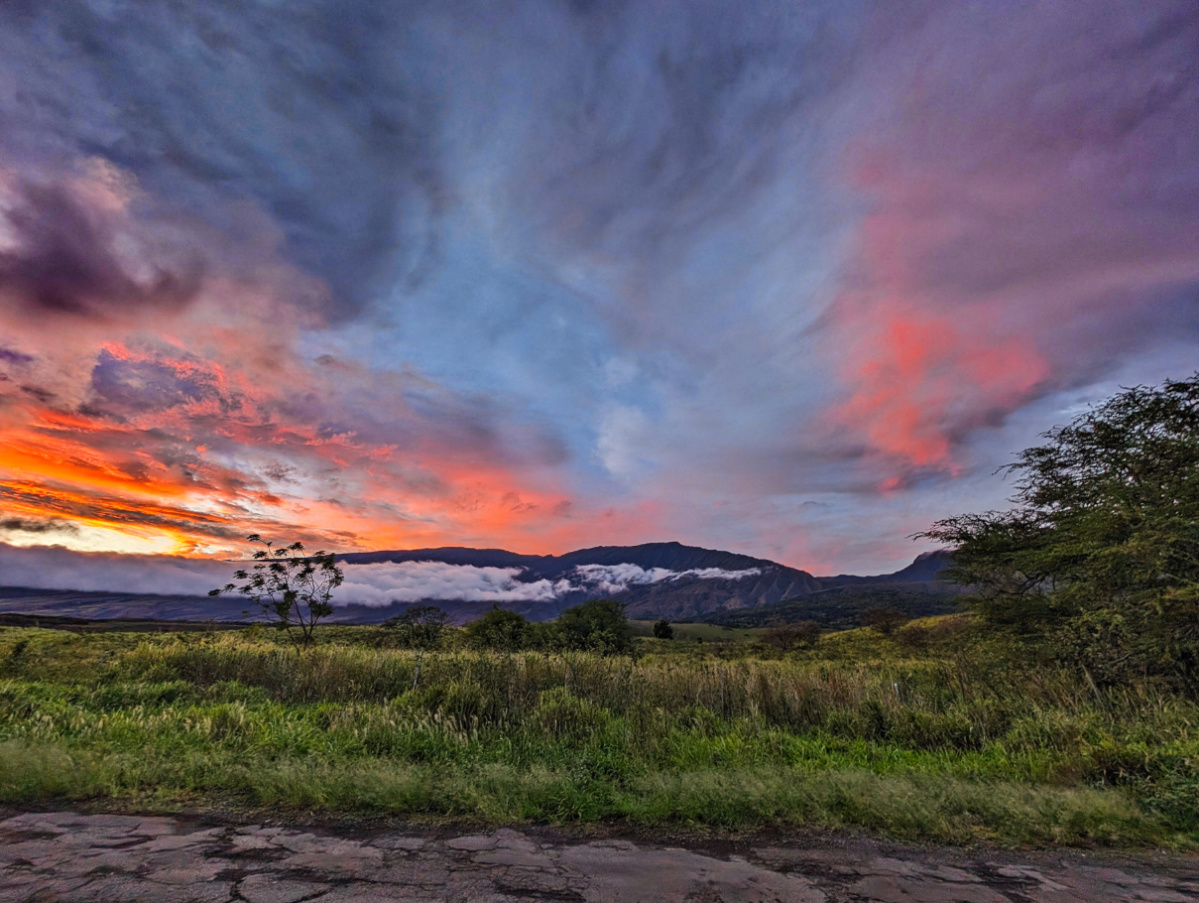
[210,535,342,647]
[464,606,530,650]
[921,374,1199,688]
[384,605,450,650]
[552,598,635,655]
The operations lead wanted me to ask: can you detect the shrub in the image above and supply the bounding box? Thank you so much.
[652,619,674,640]
[863,606,907,635]
[465,607,530,651]
[384,606,450,650]
[895,624,931,650]
[762,621,819,650]
[551,599,634,655]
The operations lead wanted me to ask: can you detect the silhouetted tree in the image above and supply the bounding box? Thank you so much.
[652,619,674,640]
[210,534,342,648]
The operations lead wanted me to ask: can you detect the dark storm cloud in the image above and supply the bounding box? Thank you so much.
[18,384,55,403]
[0,348,33,365]
[0,0,445,320]
[89,349,222,416]
[0,517,78,535]
[0,176,203,320]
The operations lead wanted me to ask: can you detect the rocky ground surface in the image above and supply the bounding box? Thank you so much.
[1,810,1197,902]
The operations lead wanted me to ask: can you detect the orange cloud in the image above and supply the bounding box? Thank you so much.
[831,299,1049,482]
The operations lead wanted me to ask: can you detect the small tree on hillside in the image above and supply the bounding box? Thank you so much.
[652,619,674,640]
[385,605,450,650]
[762,620,819,650]
[465,606,530,650]
[863,606,907,635]
[210,534,342,648]
[552,598,635,655]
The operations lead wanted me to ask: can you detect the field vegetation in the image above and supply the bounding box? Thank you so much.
[1,615,1196,848]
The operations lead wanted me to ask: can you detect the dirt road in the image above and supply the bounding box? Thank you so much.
[2,810,1196,902]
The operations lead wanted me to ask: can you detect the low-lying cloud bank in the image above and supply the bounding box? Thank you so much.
[340,561,570,607]
[0,543,231,597]
[0,544,765,606]
[571,564,762,596]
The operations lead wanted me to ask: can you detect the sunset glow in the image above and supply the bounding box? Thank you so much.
[1,2,1197,577]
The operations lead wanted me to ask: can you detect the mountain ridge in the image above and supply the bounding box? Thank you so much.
[0,542,956,624]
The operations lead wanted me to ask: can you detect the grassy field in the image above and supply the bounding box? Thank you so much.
[628,620,767,642]
[1,617,1197,848]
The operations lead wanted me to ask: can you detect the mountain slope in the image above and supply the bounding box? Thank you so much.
[0,543,953,624]
[821,550,954,585]
[707,550,961,629]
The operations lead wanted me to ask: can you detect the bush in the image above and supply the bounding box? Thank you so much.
[863,606,907,635]
[383,606,450,650]
[464,607,530,651]
[762,621,819,650]
[895,625,932,650]
[652,619,674,640]
[551,599,634,655]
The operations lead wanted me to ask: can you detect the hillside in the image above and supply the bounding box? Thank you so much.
[706,550,962,629]
[338,541,824,620]
[0,542,956,624]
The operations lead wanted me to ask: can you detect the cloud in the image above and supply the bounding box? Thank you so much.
[0,542,230,595]
[0,517,78,535]
[336,561,570,607]
[87,348,224,416]
[0,1,444,321]
[0,543,555,602]
[571,563,761,595]
[0,544,570,603]
[816,3,1199,485]
[0,347,33,365]
[596,405,650,477]
[0,167,203,321]
[826,303,1051,485]
[0,1,1197,575]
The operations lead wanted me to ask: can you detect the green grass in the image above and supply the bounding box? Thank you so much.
[629,620,767,643]
[0,621,1196,848]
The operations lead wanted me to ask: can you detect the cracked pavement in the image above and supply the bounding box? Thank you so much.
[1,811,1197,902]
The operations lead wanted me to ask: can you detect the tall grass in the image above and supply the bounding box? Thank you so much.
[0,626,1196,846]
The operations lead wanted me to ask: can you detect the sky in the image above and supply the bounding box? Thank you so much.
[0,0,1197,581]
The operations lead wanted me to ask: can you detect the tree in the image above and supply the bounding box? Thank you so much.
[862,606,907,636]
[920,374,1199,687]
[762,620,819,650]
[384,605,451,650]
[210,534,342,648]
[464,606,530,650]
[552,598,635,655]
[652,619,674,640]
